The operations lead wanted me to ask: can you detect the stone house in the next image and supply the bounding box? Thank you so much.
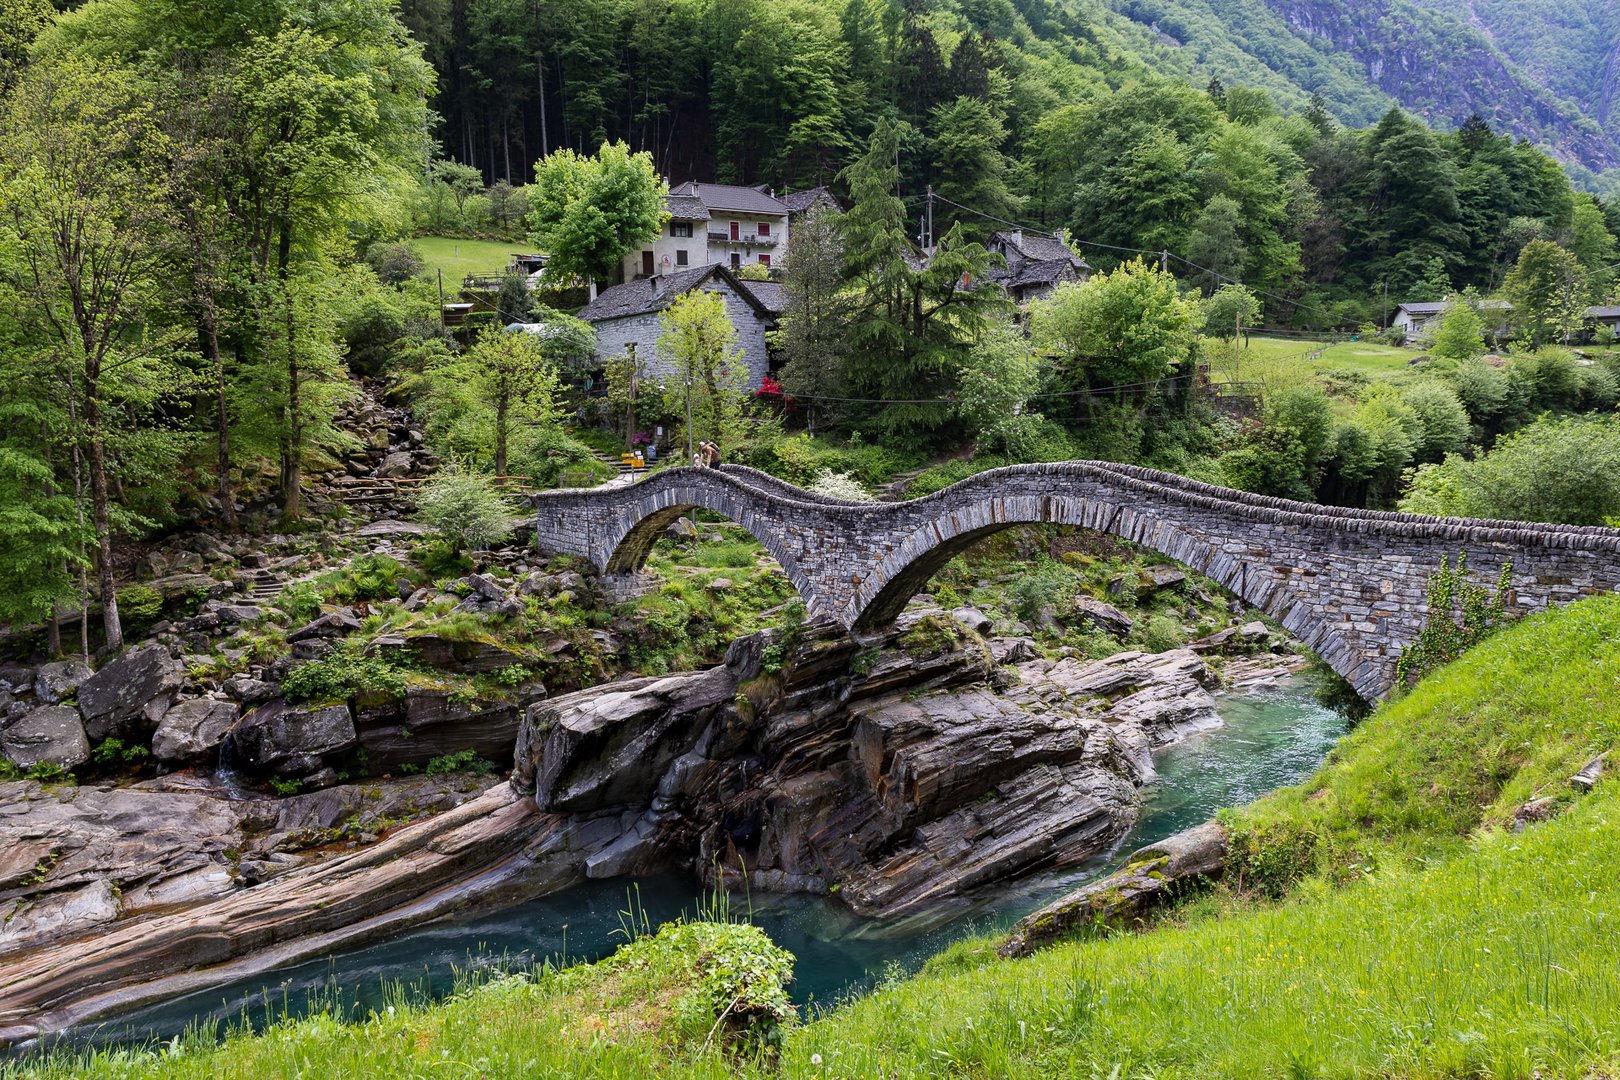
[578,264,774,390]
[985,229,1092,303]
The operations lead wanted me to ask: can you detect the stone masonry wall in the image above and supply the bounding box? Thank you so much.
[533,463,1620,699]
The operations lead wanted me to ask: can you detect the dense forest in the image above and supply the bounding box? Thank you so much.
[401,0,1620,320]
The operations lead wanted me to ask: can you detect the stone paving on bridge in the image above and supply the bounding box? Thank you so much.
[533,462,1620,699]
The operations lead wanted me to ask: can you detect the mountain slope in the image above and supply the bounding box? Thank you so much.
[1090,0,1620,173]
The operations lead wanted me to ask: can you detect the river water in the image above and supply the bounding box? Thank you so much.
[72,678,1344,1045]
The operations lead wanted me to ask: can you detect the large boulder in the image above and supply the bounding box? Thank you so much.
[998,820,1228,958]
[227,700,358,778]
[34,661,92,706]
[1071,596,1133,637]
[78,644,183,742]
[151,698,241,764]
[375,450,414,478]
[1,706,91,770]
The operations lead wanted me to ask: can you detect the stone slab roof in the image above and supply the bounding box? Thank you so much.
[576,265,770,323]
[665,194,711,221]
[739,279,787,316]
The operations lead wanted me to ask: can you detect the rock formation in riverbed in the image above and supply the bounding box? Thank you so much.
[514,609,1236,917]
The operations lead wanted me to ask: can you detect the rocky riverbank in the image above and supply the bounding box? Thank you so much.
[0,604,1302,1045]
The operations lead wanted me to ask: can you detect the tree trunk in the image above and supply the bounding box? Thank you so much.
[278,218,302,521]
[495,394,509,478]
[83,393,122,653]
[188,206,235,532]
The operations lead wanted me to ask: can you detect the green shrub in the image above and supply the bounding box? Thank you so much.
[414,468,519,552]
[420,538,473,578]
[1007,559,1074,624]
[115,583,164,633]
[425,749,496,775]
[1138,614,1186,653]
[281,642,416,703]
[91,738,149,769]
[275,582,325,625]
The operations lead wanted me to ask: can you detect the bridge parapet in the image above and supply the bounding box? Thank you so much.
[533,463,1620,699]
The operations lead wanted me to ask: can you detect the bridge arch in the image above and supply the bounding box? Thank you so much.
[570,472,823,618]
[846,490,1361,689]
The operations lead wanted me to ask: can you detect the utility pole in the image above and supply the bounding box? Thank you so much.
[1160,249,1169,273]
[437,269,445,328]
[625,342,638,453]
[1234,305,1242,384]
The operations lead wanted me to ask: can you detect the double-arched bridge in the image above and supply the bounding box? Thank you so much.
[532,462,1620,699]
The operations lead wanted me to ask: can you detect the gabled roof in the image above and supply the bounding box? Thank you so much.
[990,229,1091,271]
[665,194,711,221]
[739,279,787,316]
[576,264,771,323]
[1586,306,1620,319]
[669,180,788,216]
[782,186,839,214]
[1396,302,1448,316]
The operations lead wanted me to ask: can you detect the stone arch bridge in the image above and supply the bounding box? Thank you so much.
[532,462,1620,699]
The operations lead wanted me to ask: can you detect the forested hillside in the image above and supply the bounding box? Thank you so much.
[1099,0,1620,181]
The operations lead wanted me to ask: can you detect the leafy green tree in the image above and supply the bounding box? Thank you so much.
[775,204,847,432]
[1504,240,1583,346]
[929,96,1020,242]
[1185,195,1248,292]
[957,318,1042,457]
[1202,284,1262,340]
[528,142,665,295]
[1409,256,1451,302]
[840,119,1008,441]
[1400,381,1470,463]
[1217,384,1335,501]
[656,290,750,455]
[0,56,188,651]
[0,0,53,92]
[422,325,567,476]
[1029,258,1201,395]
[1399,416,1620,525]
[1429,293,1487,360]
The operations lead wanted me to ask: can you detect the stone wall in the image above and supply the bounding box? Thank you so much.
[588,283,770,390]
[533,462,1620,699]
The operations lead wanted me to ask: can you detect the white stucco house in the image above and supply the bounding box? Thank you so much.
[1392,297,1513,343]
[621,182,795,283]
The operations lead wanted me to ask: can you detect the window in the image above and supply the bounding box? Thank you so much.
[757,222,770,236]
[671,221,692,238]
[730,221,740,241]
[758,254,770,266]
[676,249,689,266]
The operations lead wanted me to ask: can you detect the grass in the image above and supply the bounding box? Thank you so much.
[1223,591,1620,892]
[410,235,521,284]
[16,595,1620,1079]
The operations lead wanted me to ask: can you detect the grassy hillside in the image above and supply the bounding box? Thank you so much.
[16,595,1620,1079]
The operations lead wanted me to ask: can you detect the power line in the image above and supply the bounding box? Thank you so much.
[925,192,1341,323]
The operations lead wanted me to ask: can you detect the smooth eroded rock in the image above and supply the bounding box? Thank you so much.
[78,644,183,742]
[0,706,90,770]
[151,699,241,764]
[228,700,357,777]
